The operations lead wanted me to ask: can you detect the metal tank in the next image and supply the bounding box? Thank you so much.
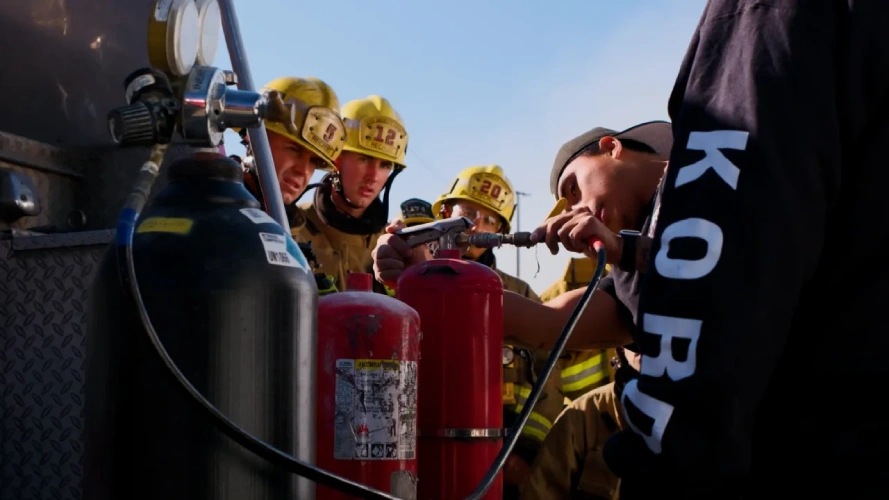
[84,152,319,500]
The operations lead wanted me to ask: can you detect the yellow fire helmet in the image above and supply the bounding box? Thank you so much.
[340,95,409,168]
[432,165,517,233]
[254,76,347,170]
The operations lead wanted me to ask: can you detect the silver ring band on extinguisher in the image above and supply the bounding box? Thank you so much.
[422,428,505,439]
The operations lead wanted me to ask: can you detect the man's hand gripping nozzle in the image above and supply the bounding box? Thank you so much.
[393,216,537,253]
[394,217,474,254]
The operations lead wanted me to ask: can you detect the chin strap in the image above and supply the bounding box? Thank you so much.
[295,182,321,203]
[330,172,363,210]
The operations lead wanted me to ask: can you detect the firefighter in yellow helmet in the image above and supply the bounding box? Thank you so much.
[235,76,346,279]
[296,95,407,295]
[430,165,537,297]
[238,76,345,227]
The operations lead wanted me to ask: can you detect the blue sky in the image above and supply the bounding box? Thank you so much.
[215,0,707,293]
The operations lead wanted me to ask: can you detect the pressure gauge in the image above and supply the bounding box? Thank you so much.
[148,0,201,77]
[195,0,221,66]
[502,346,515,366]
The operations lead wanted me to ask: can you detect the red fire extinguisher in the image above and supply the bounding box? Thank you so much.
[396,248,504,500]
[316,273,421,499]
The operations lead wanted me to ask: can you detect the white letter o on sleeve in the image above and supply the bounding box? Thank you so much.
[654,218,723,280]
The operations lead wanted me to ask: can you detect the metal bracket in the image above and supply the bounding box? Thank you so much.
[422,428,505,439]
[7,229,115,251]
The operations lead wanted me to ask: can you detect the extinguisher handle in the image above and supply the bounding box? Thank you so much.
[587,237,604,252]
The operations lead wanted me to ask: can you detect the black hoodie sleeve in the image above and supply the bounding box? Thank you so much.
[619,1,846,494]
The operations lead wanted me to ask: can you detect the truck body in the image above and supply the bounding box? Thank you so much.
[0,2,194,498]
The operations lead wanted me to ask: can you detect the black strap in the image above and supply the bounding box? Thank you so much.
[619,231,639,272]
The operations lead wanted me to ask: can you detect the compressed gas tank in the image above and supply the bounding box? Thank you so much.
[316,273,421,500]
[84,153,319,500]
[396,249,505,500]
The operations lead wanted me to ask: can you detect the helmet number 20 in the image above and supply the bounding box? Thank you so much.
[480,180,502,198]
[374,125,397,146]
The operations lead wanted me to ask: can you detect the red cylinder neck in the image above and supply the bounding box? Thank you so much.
[346,272,373,292]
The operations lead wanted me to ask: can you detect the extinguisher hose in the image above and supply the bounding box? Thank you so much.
[464,245,609,500]
[113,145,399,500]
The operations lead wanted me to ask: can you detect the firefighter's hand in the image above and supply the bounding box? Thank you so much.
[530,207,620,263]
[372,221,431,287]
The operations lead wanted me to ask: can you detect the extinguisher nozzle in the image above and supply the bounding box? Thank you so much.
[464,232,536,249]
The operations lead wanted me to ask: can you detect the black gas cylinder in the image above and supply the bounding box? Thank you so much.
[84,154,318,500]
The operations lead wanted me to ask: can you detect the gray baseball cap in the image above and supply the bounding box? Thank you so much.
[550,121,673,199]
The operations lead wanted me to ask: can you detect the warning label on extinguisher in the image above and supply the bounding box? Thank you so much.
[333,358,418,461]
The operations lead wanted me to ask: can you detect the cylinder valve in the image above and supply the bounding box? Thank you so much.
[108,69,179,146]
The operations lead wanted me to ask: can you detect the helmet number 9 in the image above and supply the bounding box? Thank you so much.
[322,123,337,143]
[374,125,397,146]
[480,180,502,198]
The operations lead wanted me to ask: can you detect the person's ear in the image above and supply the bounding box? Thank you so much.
[598,136,622,158]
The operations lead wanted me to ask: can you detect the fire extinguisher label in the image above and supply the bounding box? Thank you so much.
[333,358,418,461]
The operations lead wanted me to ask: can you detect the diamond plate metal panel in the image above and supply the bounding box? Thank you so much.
[0,238,106,500]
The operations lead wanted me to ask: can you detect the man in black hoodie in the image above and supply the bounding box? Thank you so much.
[535,2,889,498]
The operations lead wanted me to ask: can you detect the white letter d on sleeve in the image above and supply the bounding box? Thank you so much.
[621,379,675,455]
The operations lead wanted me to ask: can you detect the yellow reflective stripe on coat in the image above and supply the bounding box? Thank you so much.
[315,273,338,296]
[561,352,607,393]
[511,386,554,442]
[521,412,553,442]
